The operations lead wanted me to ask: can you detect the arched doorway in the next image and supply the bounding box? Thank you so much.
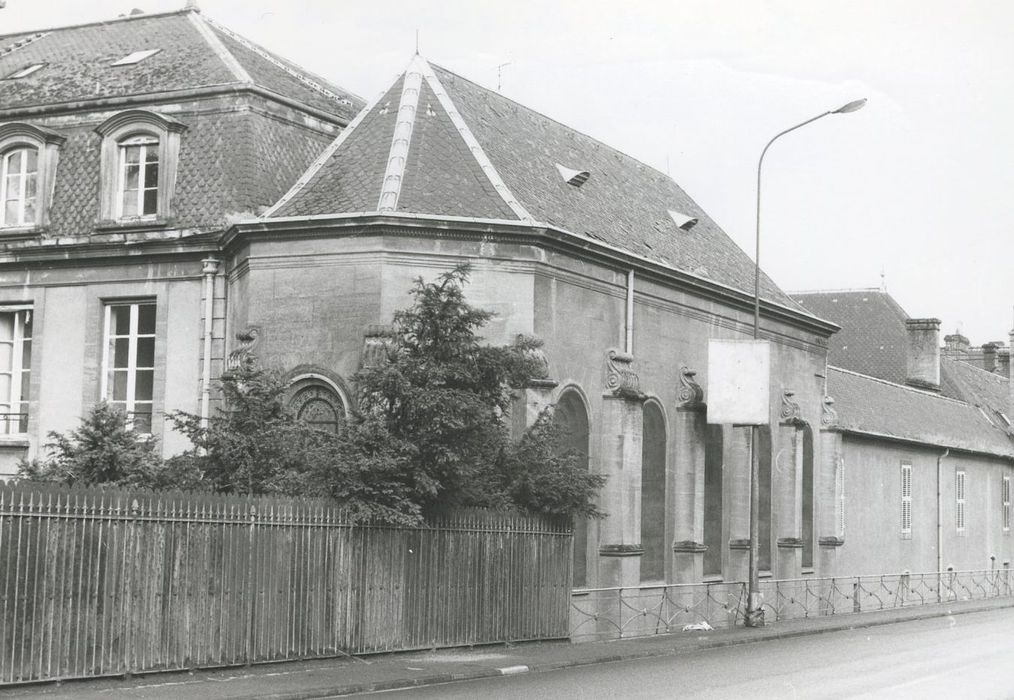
[640,401,666,582]
[554,389,590,588]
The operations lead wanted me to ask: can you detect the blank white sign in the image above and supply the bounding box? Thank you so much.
[706,339,771,425]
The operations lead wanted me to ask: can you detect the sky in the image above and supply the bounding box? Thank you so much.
[3,1,1013,344]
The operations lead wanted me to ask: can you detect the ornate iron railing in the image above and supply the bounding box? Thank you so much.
[571,568,1013,642]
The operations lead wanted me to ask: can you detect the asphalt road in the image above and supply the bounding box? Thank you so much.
[365,607,1014,699]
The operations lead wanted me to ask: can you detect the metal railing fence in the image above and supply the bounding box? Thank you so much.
[571,568,1013,642]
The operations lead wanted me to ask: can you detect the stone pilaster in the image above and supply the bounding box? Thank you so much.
[597,350,646,589]
[817,396,844,580]
[672,367,707,585]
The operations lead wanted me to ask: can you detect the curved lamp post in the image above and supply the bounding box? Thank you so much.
[746,97,866,628]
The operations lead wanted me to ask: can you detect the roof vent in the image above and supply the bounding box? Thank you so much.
[668,209,698,231]
[5,63,45,79]
[111,49,161,66]
[556,163,590,187]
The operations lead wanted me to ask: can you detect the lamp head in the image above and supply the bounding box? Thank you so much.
[833,98,867,114]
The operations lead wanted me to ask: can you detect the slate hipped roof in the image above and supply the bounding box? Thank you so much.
[267,55,797,307]
[0,10,363,121]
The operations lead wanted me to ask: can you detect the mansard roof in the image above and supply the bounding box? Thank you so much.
[0,10,363,121]
[828,366,1014,458]
[266,55,797,308]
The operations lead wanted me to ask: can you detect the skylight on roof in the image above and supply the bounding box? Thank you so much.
[6,63,45,79]
[111,49,161,66]
[668,209,698,231]
[555,163,590,188]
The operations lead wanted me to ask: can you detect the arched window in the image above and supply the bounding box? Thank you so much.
[554,388,590,588]
[801,424,815,569]
[640,401,666,582]
[703,425,724,577]
[1,147,38,227]
[288,375,348,433]
[0,122,64,231]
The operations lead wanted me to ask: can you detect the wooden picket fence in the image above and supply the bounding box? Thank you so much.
[0,483,573,685]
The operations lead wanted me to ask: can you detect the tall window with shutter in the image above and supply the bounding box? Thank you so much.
[100,301,156,432]
[956,469,966,533]
[901,461,912,535]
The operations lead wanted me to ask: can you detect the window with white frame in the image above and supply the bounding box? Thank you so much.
[0,308,31,434]
[1002,476,1010,532]
[901,461,912,535]
[956,469,966,532]
[116,135,159,219]
[1,147,38,227]
[101,301,156,432]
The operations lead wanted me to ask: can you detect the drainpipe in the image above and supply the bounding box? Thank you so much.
[200,258,220,430]
[625,269,634,355]
[937,447,949,601]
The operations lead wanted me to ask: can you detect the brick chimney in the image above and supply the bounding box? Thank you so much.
[983,342,999,373]
[906,318,941,391]
[943,332,970,358]
[998,348,1010,378]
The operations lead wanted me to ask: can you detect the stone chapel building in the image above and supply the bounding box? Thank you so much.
[2,8,1010,592]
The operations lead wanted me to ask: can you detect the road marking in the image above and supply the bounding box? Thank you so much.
[498,665,530,675]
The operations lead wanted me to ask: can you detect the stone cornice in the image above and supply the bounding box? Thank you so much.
[672,540,708,553]
[229,214,841,339]
[598,544,644,557]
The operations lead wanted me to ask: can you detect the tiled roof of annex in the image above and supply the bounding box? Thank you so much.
[828,366,1014,458]
[267,55,800,308]
[0,9,363,121]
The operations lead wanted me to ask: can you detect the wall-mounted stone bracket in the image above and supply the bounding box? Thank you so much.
[605,349,646,400]
[820,395,839,429]
[676,366,705,411]
[779,389,805,426]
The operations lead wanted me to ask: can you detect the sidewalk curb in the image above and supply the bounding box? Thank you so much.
[279,600,1013,698]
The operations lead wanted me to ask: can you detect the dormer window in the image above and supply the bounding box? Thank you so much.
[117,135,160,218]
[95,110,186,226]
[0,122,65,232]
[111,49,161,66]
[555,163,590,187]
[1,147,37,226]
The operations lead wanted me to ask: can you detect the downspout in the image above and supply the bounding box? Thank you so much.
[625,269,634,355]
[200,258,220,430]
[937,447,949,595]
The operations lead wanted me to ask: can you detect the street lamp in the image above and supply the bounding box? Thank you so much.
[745,97,866,628]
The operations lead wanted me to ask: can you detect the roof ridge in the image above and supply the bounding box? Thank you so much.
[0,30,50,61]
[377,55,425,212]
[429,62,676,186]
[789,287,883,295]
[421,58,532,223]
[828,365,976,406]
[261,72,404,219]
[0,9,190,40]
[943,355,1010,382]
[201,14,361,108]
[187,12,251,85]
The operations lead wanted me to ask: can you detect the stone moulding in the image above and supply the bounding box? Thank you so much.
[776,537,804,549]
[728,538,750,551]
[598,543,644,557]
[818,535,845,548]
[605,349,645,400]
[672,540,708,553]
[676,366,705,411]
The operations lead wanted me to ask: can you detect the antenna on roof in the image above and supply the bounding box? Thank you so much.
[497,62,511,92]
[415,29,420,55]
[880,267,887,292]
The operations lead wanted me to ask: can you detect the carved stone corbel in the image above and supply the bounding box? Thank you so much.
[361,324,397,369]
[605,349,645,400]
[779,389,805,426]
[226,326,261,373]
[820,395,839,429]
[676,366,705,411]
